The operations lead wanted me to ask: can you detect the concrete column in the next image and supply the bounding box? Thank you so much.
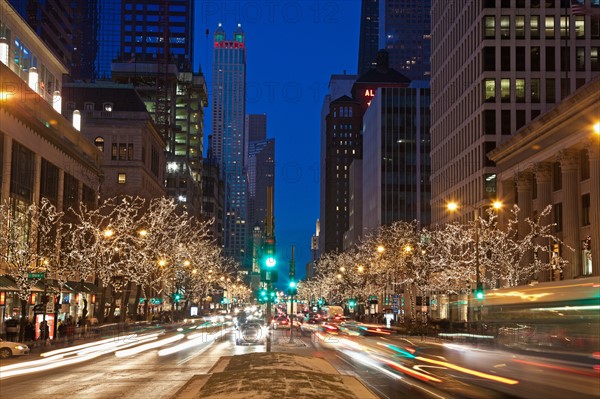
[1,135,12,205]
[57,169,65,213]
[33,153,42,205]
[516,171,533,239]
[516,171,534,283]
[586,140,600,276]
[498,178,515,231]
[558,149,580,280]
[534,162,553,282]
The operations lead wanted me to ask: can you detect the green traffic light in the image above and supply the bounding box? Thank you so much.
[475,283,484,300]
[265,256,276,267]
[289,281,296,288]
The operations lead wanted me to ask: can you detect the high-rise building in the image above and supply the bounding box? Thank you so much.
[111,0,206,218]
[8,0,74,70]
[319,73,358,254]
[430,0,600,227]
[246,114,267,142]
[357,0,379,75]
[380,0,431,81]
[322,95,362,253]
[362,85,431,231]
[357,0,431,80]
[210,23,248,265]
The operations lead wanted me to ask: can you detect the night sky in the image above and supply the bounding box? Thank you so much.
[194,1,361,284]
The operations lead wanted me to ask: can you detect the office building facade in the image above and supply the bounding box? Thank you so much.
[430,0,600,227]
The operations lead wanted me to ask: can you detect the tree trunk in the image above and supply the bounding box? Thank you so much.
[120,282,132,322]
[97,285,108,323]
[107,287,117,322]
[19,298,27,342]
[133,284,141,319]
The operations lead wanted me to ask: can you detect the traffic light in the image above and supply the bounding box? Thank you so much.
[257,288,268,303]
[288,280,297,296]
[348,299,356,308]
[317,297,325,307]
[474,283,484,300]
[173,292,182,302]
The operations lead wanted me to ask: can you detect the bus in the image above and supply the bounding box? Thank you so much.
[478,276,600,355]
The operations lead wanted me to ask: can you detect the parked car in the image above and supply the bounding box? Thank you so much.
[0,339,30,359]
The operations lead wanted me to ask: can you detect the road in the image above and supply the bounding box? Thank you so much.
[1,323,598,399]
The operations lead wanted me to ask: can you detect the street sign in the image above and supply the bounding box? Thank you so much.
[46,302,54,314]
[28,273,45,279]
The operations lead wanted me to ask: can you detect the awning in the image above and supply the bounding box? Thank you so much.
[0,276,19,291]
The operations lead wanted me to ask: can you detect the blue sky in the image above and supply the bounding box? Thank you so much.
[194,1,361,284]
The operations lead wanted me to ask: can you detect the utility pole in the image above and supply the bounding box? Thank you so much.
[288,246,296,343]
[262,186,277,352]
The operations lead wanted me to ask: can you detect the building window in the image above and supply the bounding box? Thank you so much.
[501,47,511,70]
[561,78,570,100]
[531,16,540,39]
[515,16,525,38]
[128,143,134,160]
[553,202,563,232]
[103,103,113,112]
[84,102,94,111]
[501,78,511,102]
[515,79,525,102]
[111,143,118,160]
[531,47,541,71]
[591,48,599,71]
[501,110,511,135]
[516,47,525,70]
[546,47,555,71]
[483,47,495,71]
[484,79,496,102]
[576,47,586,71]
[560,16,569,39]
[516,110,526,130]
[545,16,555,38]
[531,78,541,103]
[582,193,590,226]
[552,162,562,191]
[575,16,585,39]
[561,47,570,72]
[483,110,496,134]
[118,173,126,184]
[500,16,510,39]
[582,237,592,276]
[484,16,496,39]
[94,137,104,153]
[119,143,127,160]
[546,78,556,103]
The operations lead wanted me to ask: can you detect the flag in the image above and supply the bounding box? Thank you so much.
[570,0,588,16]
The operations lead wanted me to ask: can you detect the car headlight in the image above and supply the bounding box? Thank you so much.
[15,345,26,350]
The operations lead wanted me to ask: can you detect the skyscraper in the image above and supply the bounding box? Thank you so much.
[357,0,379,75]
[357,0,431,80]
[430,0,600,226]
[211,23,248,265]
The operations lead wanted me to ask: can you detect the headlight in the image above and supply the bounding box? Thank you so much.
[15,345,26,350]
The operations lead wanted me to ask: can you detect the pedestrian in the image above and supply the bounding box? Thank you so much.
[24,319,35,342]
[66,319,75,344]
[58,320,66,340]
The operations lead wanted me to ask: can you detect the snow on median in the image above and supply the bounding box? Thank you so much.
[171,352,378,399]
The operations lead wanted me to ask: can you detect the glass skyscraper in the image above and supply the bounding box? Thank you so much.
[211,24,248,265]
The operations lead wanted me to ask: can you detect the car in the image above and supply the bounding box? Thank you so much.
[236,321,267,345]
[272,315,290,329]
[300,317,323,335]
[0,339,30,359]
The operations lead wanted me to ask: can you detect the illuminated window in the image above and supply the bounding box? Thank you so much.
[94,137,104,152]
[500,16,510,39]
[545,16,555,38]
[515,79,525,102]
[484,79,495,102]
[484,16,495,38]
[118,173,126,184]
[531,16,540,39]
[501,79,511,102]
[515,16,525,38]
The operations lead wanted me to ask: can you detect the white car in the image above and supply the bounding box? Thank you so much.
[0,339,30,358]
